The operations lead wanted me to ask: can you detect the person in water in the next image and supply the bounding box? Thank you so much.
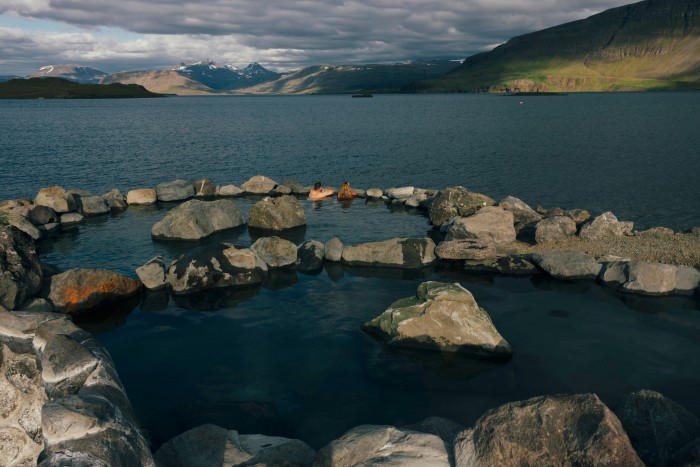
[337,181,358,200]
[309,182,334,200]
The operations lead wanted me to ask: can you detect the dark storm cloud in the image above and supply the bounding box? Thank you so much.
[1,0,633,73]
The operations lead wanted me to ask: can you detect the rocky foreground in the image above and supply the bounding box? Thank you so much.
[1,175,699,465]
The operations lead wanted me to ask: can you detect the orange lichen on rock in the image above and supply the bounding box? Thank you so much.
[48,269,143,314]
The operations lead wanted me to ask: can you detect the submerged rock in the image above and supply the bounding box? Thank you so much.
[250,236,297,268]
[446,207,516,245]
[363,281,512,357]
[156,179,195,202]
[428,186,495,228]
[455,394,643,467]
[241,175,278,194]
[0,226,43,310]
[342,238,436,269]
[248,195,306,231]
[532,251,601,280]
[151,199,246,241]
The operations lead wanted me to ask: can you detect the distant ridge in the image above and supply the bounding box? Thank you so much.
[27,65,108,84]
[409,0,700,92]
[0,77,164,99]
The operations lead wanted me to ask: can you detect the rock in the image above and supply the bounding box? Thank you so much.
[0,427,40,467]
[16,298,54,313]
[168,244,268,295]
[102,188,127,211]
[34,186,76,213]
[620,221,635,235]
[67,189,93,198]
[428,186,495,228]
[46,268,143,315]
[238,433,315,466]
[314,424,450,467]
[455,394,643,467]
[446,207,516,245]
[250,236,297,268]
[598,261,630,285]
[78,195,110,216]
[435,239,496,260]
[216,184,244,197]
[280,180,305,193]
[386,186,415,199]
[248,196,306,231]
[156,179,195,202]
[151,199,246,241]
[579,211,628,240]
[405,192,428,208]
[40,333,99,398]
[532,251,601,280]
[136,256,168,290]
[296,240,325,272]
[639,226,675,236]
[363,281,512,357]
[565,208,591,225]
[365,188,383,198]
[675,266,700,294]
[241,175,278,194]
[614,389,700,467]
[498,196,542,231]
[41,394,115,445]
[193,178,216,198]
[59,212,84,225]
[324,237,343,262]
[496,255,539,275]
[342,238,436,269]
[622,261,677,295]
[25,205,59,226]
[126,188,157,205]
[0,226,43,310]
[6,215,41,241]
[535,216,577,243]
[402,416,464,465]
[271,184,292,195]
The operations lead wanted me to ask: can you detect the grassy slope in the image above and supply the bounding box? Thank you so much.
[414,0,700,92]
[0,77,163,99]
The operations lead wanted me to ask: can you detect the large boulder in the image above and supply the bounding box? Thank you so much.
[342,238,436,269]
[156,179,195,202]
[363,281,512,357]
[151,199,246,241]
[34,186,76,213]
[446,207,516,245]
[0,226,43,309]
[167,244,268,295]
[25,205,59,226]
[135,256,168,290]
[435,239,496,260]
[126,188,157,205]
[534,216,577,243]
[296,240,325,273]
[579,211,629,240]
[250,236,297,268]
[428,186,495,228]
[6,213,42,240]
[614,389,700,467]
[532,251,601,280]
[455,394,643,467]
[314,424,450,467]
[324,237,343,262]
[241,175,278,194]
[622,261,677,295]
[248,196,306,231]
[154,424,315,467]
[46,269,143,315]
[498,196,542,231]
[78,196,110,216]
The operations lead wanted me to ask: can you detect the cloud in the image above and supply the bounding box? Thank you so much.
[0,0,633,74]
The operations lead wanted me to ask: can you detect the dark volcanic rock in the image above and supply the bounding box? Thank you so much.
[0,226,43,309]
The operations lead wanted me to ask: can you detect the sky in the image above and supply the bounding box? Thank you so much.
[0,0,635,75]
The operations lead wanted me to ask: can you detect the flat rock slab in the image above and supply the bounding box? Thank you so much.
[446,206,516,245]
[248,195,306,231]
[342,238,436,269]
[435,239,496,260]
[151,199,246,241]
[532,250,601,280]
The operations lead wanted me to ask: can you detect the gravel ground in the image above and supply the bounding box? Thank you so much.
[500,232,700,268]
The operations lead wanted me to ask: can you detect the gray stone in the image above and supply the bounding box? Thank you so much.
[60,212,84,225]
[342,238,436,269]
[25,205,58,226]
[405,192,428,208]
[435,239,496,260]
[402,416,464,465]
[168,244,268,295]
[622,261,677,295]
[314,424,450,467]
[34,186,76,213]
[675,266,700,293]
[579,211,628,240]
[598,261,630,285]
[0,427,39,467]
[156,179,195,202]
[496,255,539,275]
[455,394,643,467]
[126,188,157,205]
[38,223,60,237]
[498,195,542,231]
[639,226,675,236]
[216,184,244,197]
[78,196,110,216]
[565,208,592,225]
[271,184,292,195]
[16,298,54,313]
[136,256,168,290]
[0,226,43,310]
[386,186,415,199]
[40,334,99,398]
[102,188,128,211]
[250,236,297,268]
[193,178,216,197]
[532,250,601,280]
[41,394,115,444]
[446,207,516,245]
[428,186,495,228]
[241,175,278,194]
[6,215,41,241]
[239,434,315,466]
[324,237,343,262]
[614,389,700,467]
[363,281,512,357]
[365,188,383,198]
[151,199,246,241]
[67,189,93,198]
[296,240,325,272]
[248,195,306,231]
[535,216,577,243]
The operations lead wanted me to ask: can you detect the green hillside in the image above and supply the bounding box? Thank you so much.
[0,77,164,99]
[410,0,700,92]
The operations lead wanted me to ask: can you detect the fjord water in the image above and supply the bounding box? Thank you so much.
[2,94,700,449]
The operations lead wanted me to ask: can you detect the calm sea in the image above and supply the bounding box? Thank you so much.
[2,94,700,449]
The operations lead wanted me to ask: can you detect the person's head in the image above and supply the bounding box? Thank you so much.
[341,181,350,189]
[313,182,322,190]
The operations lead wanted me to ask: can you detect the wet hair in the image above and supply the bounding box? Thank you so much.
[313,182,322,190]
